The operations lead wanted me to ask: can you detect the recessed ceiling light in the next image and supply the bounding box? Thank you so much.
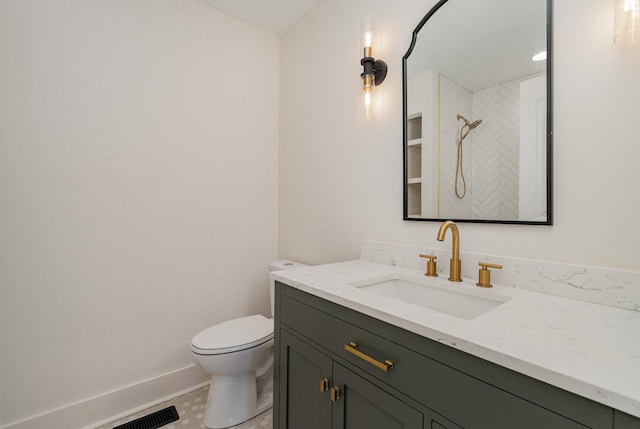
[532,51,547,62]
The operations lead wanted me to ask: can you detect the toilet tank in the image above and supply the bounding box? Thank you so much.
[269,260,307,317]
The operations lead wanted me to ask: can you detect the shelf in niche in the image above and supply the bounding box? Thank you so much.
[407,112,423,217]
[407,113,422,141]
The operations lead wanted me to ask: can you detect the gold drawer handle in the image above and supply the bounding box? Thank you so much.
[344,342,394,372]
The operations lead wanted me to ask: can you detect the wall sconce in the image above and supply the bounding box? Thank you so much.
[361,19,387,120]
[614,0,640,43]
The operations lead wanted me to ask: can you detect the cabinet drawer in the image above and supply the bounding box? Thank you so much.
[280,293,426,393]
[278,286,601,429]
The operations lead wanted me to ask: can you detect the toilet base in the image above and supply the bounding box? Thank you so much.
[203,373,273,429]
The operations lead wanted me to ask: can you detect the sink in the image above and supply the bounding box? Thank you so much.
[349,275,510,320]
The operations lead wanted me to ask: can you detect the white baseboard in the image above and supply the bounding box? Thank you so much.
[1,364,211,429]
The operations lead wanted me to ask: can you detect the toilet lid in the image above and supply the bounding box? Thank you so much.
[191,315,273,355]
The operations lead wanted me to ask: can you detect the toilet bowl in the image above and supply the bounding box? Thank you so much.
[190,260,307,429]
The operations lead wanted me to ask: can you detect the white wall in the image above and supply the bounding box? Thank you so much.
[0,0,279,426]
[471,77,522,220]
[519,74,548,221]
[279,0,640,271]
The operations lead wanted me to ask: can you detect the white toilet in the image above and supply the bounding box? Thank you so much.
[190,260,306,429]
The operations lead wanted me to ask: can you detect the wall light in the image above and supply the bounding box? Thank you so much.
[361,19,387,120]
[614,0,640,43]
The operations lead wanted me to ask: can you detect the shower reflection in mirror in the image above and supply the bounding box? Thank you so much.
[410,70,546,221]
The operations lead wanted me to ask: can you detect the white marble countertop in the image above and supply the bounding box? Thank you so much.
[272,260,640,418]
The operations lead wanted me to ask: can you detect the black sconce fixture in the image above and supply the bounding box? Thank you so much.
[361,23,387,120]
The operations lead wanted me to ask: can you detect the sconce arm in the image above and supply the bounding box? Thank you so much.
[361,57,388,85]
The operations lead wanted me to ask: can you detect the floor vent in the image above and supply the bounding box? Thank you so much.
[113,406,179,429]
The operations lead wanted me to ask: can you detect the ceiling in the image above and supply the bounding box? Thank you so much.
[199,0,319,35]
[407,0,547,91]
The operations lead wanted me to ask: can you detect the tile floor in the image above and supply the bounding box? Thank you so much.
[95,386,272,429]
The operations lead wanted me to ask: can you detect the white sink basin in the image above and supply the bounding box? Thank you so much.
[349,275,510,320]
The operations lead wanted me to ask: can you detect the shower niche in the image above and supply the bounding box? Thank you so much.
[402,0,553,225]
[406,112,423,217]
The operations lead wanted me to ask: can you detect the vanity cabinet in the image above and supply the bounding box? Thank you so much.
[279,328,425,429]
[274,282,626,429]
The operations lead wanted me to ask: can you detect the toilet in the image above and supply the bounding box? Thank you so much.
[190,260,307,429]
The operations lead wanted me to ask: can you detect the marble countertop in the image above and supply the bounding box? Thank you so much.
[272,260,640,418]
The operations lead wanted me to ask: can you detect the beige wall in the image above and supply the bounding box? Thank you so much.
[0,0,279,425]
[279,0,640,271]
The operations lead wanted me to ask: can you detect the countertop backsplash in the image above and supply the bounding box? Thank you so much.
[361,240,640,313]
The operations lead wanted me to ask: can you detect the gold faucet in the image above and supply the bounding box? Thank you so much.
[437,221,462,282]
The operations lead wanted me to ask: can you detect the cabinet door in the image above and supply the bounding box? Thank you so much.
[615,411,640,429]
[332,363,423,429]
[278,330,332,429]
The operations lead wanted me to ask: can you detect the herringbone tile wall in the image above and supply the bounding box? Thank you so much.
[471,79,521,220]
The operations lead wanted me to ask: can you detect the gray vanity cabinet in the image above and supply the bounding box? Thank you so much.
[274,282,629,429]
[278,329,424,429]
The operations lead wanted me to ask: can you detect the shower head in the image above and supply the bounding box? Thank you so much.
[456,114,482,130]
[469,119,482,129]
[457,114,482,144]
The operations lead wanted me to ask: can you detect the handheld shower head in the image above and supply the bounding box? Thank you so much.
[469,119,482,130]
[457,114,482,130]
[454,114,482,200]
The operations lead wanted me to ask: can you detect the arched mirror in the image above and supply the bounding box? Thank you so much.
[403,0,553,224]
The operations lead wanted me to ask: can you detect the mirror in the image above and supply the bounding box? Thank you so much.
[403,0,553,224]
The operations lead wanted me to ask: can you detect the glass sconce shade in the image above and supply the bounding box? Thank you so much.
[360,18,387,120]
[615,0,640,43]
[362,74,375,120]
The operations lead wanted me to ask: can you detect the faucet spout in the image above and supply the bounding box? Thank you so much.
[437,221,462,282]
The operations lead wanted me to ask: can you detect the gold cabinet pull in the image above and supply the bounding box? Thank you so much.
[320,377,330,393]
[344,342,394,372]
[330,386,341,402]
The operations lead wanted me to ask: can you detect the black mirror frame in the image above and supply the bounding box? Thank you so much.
[402,0,554,225]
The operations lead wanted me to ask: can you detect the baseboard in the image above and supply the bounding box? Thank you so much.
[1,364,211,429]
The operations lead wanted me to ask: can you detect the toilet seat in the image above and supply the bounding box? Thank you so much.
[191,314,274,355]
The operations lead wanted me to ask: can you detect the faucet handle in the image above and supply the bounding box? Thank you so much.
[419,254,438,277]
[477,262,502,288]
